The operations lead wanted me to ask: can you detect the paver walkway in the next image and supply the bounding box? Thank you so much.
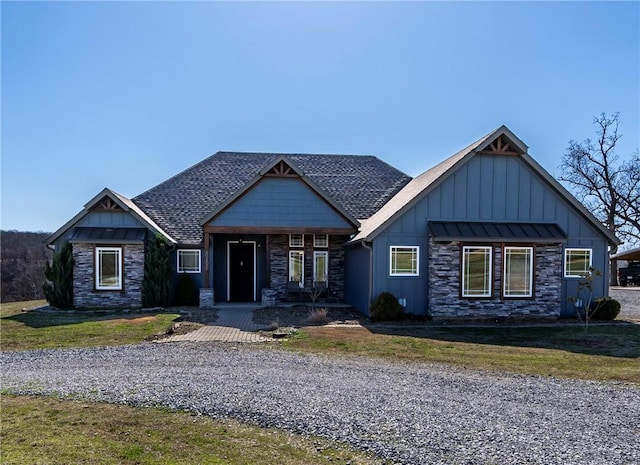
[159,307,271,343]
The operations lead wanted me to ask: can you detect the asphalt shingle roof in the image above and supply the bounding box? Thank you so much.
[133,152,411,244]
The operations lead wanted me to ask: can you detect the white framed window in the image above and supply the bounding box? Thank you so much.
[313,251,328,283]
[289,250,304,284]
[289,234,304,248]
[389,246,419,276]
[564,248,592,277]
[177,249,201,273]
[503,246,533,298]
[313,234,329,248]
[462,246,492,298]
[96,247,122,290]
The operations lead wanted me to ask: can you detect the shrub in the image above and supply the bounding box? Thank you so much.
[43,242,74,309]
[369,292,403,321]
[306,307,329,325]
[591,297,621,320]
[174,274,198,306]
[142,234,173,307]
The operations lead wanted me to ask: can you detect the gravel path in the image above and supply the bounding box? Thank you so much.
[610,287,640,322]
[3,344,638,465]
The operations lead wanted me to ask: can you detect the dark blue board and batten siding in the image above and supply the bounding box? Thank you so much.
[366,154,609,317]
[208,177,353,229]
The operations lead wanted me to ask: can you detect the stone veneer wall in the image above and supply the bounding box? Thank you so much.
[267,234,345,302]
[428,239,562,319]
[73,243,144,308]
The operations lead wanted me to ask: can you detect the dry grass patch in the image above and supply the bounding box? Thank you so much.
[284,325,640,383]
[0,300,179,351]
[1,395,380,465]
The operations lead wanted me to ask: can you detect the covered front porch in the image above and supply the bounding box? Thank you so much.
[201,231,350,306]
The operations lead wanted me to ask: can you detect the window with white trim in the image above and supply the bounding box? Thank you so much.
[389,246,419,276]
[461,246,492,297]
[177,249,201,273]
[96,247,122,290]
[314,251,328,283]
[289,234,304,248]
[564,248,592,277]
[289,250,304,284]
[313,234,328,248]
[503,246,533,297]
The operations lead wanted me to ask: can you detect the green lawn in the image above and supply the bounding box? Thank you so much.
[1,395,380,465]
[0,300,179,351]
[283,324,640,383]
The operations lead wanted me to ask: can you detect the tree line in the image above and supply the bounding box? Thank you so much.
[1,230,52,303]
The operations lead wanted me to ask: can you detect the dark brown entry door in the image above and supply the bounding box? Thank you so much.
[229,242,255,301]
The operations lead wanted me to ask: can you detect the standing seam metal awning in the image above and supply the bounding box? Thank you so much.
[428,221,567,243]
[69,227,147,244]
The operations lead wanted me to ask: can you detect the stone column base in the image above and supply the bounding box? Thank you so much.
[199,288,215,308]
[261,288,277,307]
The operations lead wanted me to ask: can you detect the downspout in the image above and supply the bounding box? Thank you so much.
[361,240,373,314]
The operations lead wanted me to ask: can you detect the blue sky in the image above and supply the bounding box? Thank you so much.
[2,1,638,233]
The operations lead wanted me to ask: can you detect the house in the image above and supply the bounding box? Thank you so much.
[45,126,619,319]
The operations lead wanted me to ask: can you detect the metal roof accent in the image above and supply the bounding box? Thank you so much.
[611,247,640,261]
[69,227,147,244]
[428,221,567,243]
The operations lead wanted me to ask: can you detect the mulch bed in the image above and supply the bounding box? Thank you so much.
[252,305,366,328]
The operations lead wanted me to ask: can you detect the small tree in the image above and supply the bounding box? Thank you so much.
[43,242,74,309]
[567,267,606,331]
[142,234,173,307]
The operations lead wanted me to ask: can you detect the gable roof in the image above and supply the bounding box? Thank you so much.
[45,188,176,246]
[133,152,411,244]
[352,125,619,245]
[200,156,360,228]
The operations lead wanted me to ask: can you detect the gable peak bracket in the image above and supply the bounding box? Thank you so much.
[479,134,523,156]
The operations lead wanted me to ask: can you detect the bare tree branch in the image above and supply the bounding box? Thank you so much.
[559,113,639,285]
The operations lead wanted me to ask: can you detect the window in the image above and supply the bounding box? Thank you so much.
[289,250,304,284]
[289,234,304,248]
[564,248,592,277]
[462,246,492,297]
[313,234,329,248]
[389,246,419,276]
[177,249,201,273]
[314,251,328,282]
[96,247,122,290]
[503,247,533,298]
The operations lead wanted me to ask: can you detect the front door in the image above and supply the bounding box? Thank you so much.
[228,242,255,301]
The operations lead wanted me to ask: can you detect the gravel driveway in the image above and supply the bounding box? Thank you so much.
[2,344,638,465]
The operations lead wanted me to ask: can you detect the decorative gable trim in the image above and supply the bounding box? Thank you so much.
[264,159,299,177]
[91,195,126,212]
[475,125,528,155]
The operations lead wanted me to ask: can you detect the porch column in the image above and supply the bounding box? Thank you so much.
[204,233,210,287]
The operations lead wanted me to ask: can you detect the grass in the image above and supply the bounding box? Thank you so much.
[0,300,179,351]
[283,324,640,383]
[1,395,380,465]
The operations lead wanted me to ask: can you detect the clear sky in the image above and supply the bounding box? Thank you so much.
[2,1,639,233]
